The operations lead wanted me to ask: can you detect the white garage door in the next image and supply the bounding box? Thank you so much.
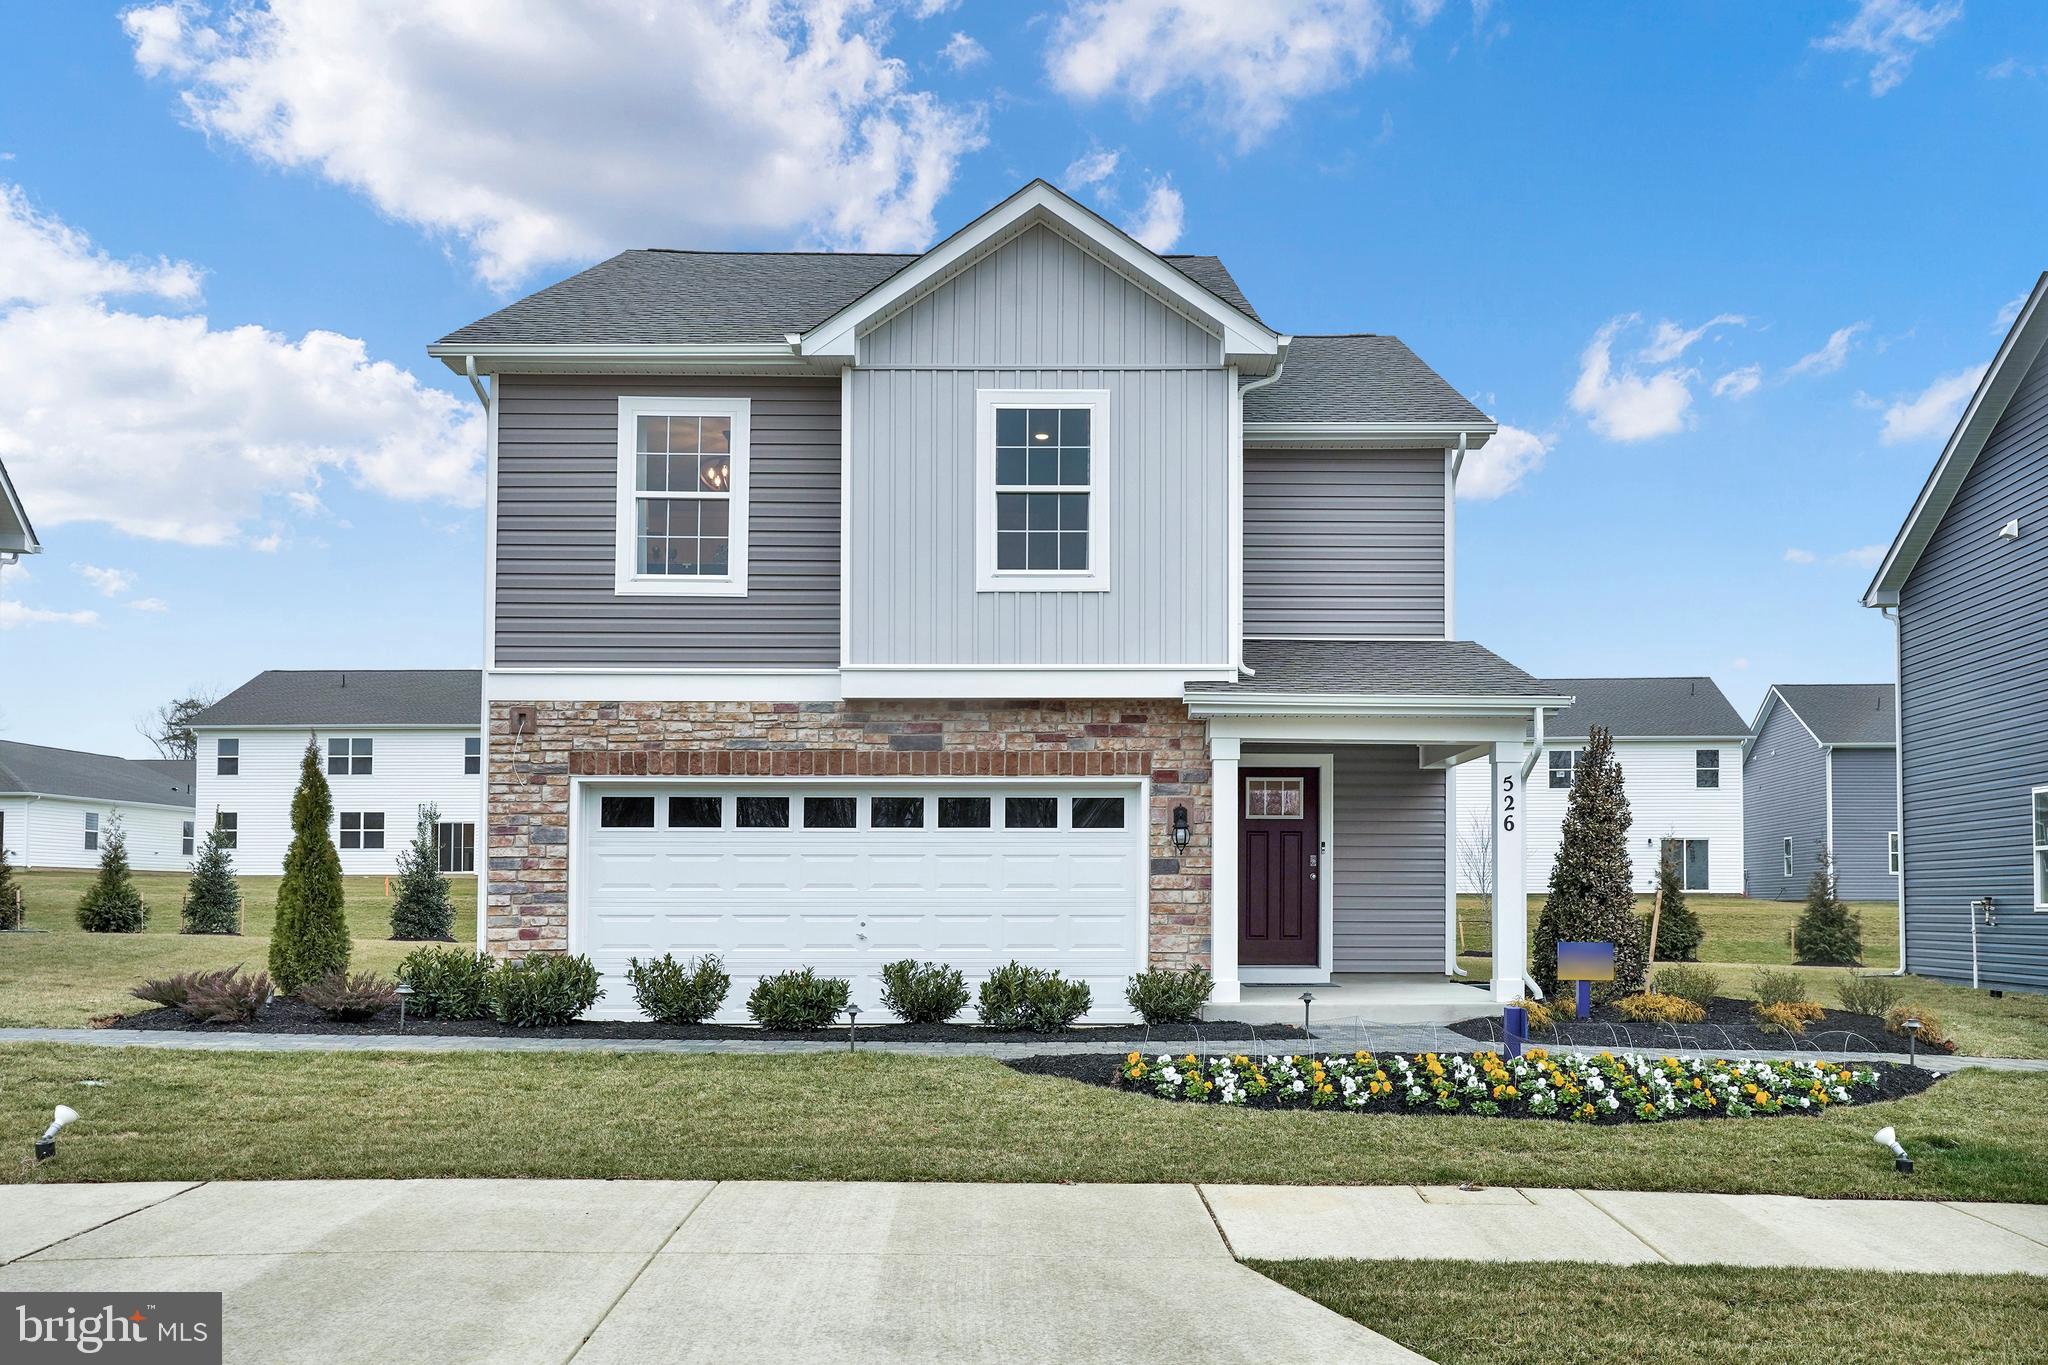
[576,783,1146,1021]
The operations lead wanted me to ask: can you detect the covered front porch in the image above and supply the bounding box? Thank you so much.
[1185,640,1571,1014]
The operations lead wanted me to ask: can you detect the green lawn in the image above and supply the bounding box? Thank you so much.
[1457,892,2048,1059]
[0,869,476,1027]
[1252,1259,2048,1365]
[3,1046,2043,1201]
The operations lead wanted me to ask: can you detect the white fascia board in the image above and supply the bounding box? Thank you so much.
[798,181,1279,366]
[187,722,479,732]
[485,669,841,703]
[0,790,194,812]
[845,665,1234,700]
[1863,271,2048,607]
[429,343,818,376]
[1184,691,1575,718]
[1244,421,1498,449]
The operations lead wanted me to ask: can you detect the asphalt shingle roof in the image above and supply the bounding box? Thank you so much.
[1243,335,1492,426]
[191,671,481,729]
[0,741,195,807]
[1537,677,1747,740]
[1188,639,1555,699]
[1769,684,1896,747]
[438,249,1261,347]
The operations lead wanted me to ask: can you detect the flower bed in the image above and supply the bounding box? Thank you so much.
[1102,1048,1912,1122]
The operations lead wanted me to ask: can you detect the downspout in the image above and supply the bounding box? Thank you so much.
[465,354,491,957]
[463,354,489,410]
[1881,604,1907,976]
[1232,338,1292,677]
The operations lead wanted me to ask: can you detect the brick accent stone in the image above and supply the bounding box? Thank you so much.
[486,698,1214,970]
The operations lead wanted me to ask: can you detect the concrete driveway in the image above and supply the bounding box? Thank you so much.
[0,1180,1418,1364]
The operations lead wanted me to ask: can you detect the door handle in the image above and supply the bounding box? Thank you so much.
[1308,852,1319,883]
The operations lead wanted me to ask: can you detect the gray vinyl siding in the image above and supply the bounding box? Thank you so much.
[493,374,840,667]
[1245,449,1446,638]
[1332,746,1445,971]
[1898,341,2048,990]
[1743,698,1827,899]
[1829,747,1900,901]
[847,224,1231,666]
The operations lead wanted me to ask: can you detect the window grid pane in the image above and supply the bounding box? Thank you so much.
[1004,796,1058,829]
[668,796,721,829]
[803,796,857,829]
[938,797,990,828]
[737,796,790,829]
[871,796,925,829]
[993,404,1090,573]
[634,411,734,579]
[1072,796,1124,829]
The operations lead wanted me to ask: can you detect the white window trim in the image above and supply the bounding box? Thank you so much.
[613,394,751,597]
[2032,787,2048,911]
[1888,829,1902,877]
[974,387,1110,593]
[1783,836,1794,878]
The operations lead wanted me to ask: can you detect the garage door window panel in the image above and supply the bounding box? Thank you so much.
[804,797,857,829]
[668,796,720,828]
[872,796,925,828]
[939,797,990,828]
[738,796,790,829]
[601,796,656,829]
[1005,796,1058,829]
[1072,796,1125,829]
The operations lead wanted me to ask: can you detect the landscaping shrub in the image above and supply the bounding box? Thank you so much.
[182,967,272,1024]
[1124,966,1213,1025]
[878,959,968,1025]
[1751,969,1811,1008]
[1884,1004,1956,1053]
[486,953,602,1027]
[1650,965,1721,1012]
[1647,844,1704,961]
[0,841,20,930]
[131,969,214,1011]
[396,946,498,1020]
[1532,726,1647,1000]
[298,971,399,1022]
[627,953,730,1025]
[977,961,1092,1033]
[747,968,852,1030]
[1752,1001,1818,1037]
[389,804,455,941]
[1614,992,1706,1024]
[1508,995,1562,1031]
[1836,971,1905,1018]
[269,741,350,993]
[181,816,242,934]
[1792,849,1864,965]
[76,815,147,933]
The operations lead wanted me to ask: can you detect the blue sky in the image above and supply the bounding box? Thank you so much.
[1,1,2041,756]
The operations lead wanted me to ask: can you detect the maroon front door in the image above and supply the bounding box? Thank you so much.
[1239,767,1320,967]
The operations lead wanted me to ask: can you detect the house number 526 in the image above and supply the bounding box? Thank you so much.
[1499,773,1516,832]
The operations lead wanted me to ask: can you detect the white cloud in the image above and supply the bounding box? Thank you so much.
[1712,364,1763,400]
[1047,1,1413,149]
[1831,544,1886,569]
[940,31,987,70]
[1784,322,1870,378]
[1814,0,1963,97]
[249,531,285,554]
[74,563,136,597]
[0,181,482,545]
[1985,57,2044,80]
[128,597,170,612]
[1879,363,1988,444]
[1568,316,1695,442]
[1638,313,1744,365]
[0,600,98,629]
[1783,547,1818,564]
[1732,656,1750,670]
[1126,181,1185,251]
[125,1,985,289]
[910,0,960,15]
[0,183,202,309]
[1457,423,1548,501]
[1063,149,1121,188]
[1995,292,2028,330]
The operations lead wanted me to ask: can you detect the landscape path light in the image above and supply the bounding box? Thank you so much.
[395,981,414,1033]
[1874,1125,1913,1175]
[35,1104,78,1162]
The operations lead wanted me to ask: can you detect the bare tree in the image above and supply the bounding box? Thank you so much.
[1458,808,1494,899]
[136,690,220,760]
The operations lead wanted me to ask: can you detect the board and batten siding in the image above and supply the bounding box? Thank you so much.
[1829,747,1900,901]
[191,729,482,877]
[1743,699,1828,900]
[0,795,190,872]
[847,224,1231,667]
[1455,742,1744,895]
[494,374,841,668]
[1898,338,2048,989]
[1244,449,1445,638]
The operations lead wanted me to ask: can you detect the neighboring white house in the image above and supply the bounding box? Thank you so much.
[189,670,483,877]
[1456,677,1748,896]
[0,741,195,871]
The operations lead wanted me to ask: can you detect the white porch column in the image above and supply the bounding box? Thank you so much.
[1210,734,1241,1003]
[1490,741,1529,1004]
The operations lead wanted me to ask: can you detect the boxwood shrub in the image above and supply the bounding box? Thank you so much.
[878,959,969,1025]
[977,961,1092,1033]
[486,953,602,1027]
[747,968,851,1030]
[396,945,498,1020]
[626,952,730,1025]
[1124,966,1212,1025]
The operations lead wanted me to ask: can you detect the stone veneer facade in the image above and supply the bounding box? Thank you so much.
[485,698,1214,969]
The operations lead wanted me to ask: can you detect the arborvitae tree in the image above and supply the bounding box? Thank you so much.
[1532,726,1647,999]
[1649,843,1704,962]
[182,815,243,934]
[389,803,455,941]
[0,837,20,930]
[269,740,350,992]
[1793,847,1864,965]
[75,813,147,932]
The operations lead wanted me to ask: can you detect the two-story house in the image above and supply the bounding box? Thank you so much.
[1742,684,1899,903]
[433,180,1563,1020]
[1456,677,1747,896]
[190,670,483,877]
[1864,271,2048,992]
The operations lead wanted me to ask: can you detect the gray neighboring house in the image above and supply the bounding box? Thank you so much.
[0,741,195,872]
[0,454,40,559]
[1864,271,2048,992]
[1743,685,1898,902]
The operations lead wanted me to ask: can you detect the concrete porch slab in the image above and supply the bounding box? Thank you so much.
[1207,974,1495,1028]
[1202,1184,1660,1264]
[0,1181,196,1264]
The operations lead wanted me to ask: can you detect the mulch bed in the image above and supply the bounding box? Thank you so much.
[1448,995,1938,1055]
[1001,1052,1944,1122]
[104,999,1305,1044]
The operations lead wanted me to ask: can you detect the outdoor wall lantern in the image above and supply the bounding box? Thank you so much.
[1170,806,1191,853]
